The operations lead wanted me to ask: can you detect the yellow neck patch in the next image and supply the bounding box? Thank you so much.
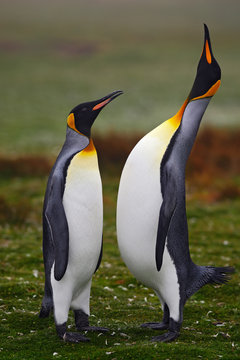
[162,79,220,131]
[169,99,188,128]
[80,138,96,156]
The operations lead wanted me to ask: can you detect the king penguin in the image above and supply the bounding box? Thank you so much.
[39,90,123,343]
[117,25,233,342]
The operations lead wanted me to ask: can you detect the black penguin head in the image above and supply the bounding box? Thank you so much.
[188,24,221,101]
[67,90,123,137]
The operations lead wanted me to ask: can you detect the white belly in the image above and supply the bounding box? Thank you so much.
[117,132,180,305]
[117,135,162,288]
[62,151,103,290]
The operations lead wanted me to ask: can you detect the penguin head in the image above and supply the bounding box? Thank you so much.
[67,90,123,137]
[188,24,221,101]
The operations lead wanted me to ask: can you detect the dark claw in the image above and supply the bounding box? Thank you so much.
[77,326,109,333]
[141,322,168,330]
[63,332,90,343]
[151,331,179,343]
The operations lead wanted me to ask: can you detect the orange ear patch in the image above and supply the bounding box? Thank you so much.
[67,113,75,129]
[205,39,212,64]
[191,80,221,101]
[67,113,79,133]
[92,99,110,111]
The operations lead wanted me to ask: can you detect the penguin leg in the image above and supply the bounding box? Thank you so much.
[74,309,108,333]
[141,303,169,330]
[72,280,109,333]
[151,302,183,343]
[151,317,181,343]
[52,273,90,342]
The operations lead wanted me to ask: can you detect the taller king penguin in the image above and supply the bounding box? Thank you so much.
[39,90,123,343]
[117,25,233,342]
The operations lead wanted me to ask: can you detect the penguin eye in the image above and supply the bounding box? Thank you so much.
[81,107,88,112]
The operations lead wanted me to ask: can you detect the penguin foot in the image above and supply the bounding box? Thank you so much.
[74,309,108,333]
[151,330,179,343]
[63,332,90,343]
[77,325,109,333]
[56,322,90,343]
[141,322,168,330]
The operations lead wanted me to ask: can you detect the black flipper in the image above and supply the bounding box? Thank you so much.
[45,173,69,281]
[155,164,177,271]
[94,236,103,273]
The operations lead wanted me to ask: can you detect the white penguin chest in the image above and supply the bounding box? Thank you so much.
[62,147,103,277]
[117,135,164,285]
[117,121,180,291]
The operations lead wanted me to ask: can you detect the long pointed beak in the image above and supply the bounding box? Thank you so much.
[202,24,213,64]
[92,90,123,111]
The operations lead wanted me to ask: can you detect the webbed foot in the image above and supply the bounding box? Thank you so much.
[151,318,181,342]
[78,325,109,333]
[141,322,168,330]
[56,322,90,343]
[63,332,90,343]
[151,330,179,343]
[74,309,108,333]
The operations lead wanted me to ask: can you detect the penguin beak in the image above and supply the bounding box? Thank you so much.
[202,24,213,64]
[92,90,123,111]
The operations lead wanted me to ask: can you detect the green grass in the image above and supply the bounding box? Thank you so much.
[0,172,239,360]
[1,0,240,154]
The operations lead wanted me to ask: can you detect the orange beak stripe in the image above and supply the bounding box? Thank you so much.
[92,98,110,111]
[205,39,212,64]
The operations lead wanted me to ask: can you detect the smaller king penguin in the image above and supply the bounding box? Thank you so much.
[117,25,234,342]
[39,90,123,343]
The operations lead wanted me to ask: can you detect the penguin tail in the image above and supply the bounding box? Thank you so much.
[186,265,234,298]
[39,292,53,318]
[39,302,53,318]
[203,266,234,285]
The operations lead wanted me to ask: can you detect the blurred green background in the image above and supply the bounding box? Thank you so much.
[1,0,240,154]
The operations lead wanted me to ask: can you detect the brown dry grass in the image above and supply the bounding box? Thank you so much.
[0,155,52,177]
[188,128,240,184]
[0,127,239,203]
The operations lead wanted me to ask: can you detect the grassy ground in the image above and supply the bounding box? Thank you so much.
[0,164,239,360]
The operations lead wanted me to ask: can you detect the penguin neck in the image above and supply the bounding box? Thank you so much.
[171,98,211,166]
[64,126,89,146]
[58,127,90,159]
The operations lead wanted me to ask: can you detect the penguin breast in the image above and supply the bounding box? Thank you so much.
[63,150,103,279]
[117,134,164,287]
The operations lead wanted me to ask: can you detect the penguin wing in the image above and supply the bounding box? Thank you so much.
[45,172,69,281]
[94,236,103,273]
[155,164,177,271]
